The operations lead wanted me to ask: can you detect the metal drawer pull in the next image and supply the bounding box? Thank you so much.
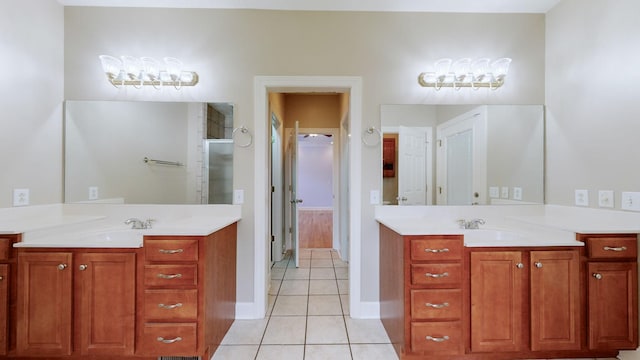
[425,272,449,278]
[157,336,182,344]
[592,273,603,280]
[424,248,449,253]
[426,335,450,342]
[159,248,184,254]
[603,246,627,252]
[158,303,183,310]
[157,273,183,279]
[426,302,449,309]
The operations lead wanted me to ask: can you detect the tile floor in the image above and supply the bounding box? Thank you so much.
[212,248,619,360]
[212,248,397,360]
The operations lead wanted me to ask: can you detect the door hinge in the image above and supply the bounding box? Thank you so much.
[437,139,442,147]
[438,186,442,194]
[271,186,275,193]
[288,227,292,234]
[271,235,275,242]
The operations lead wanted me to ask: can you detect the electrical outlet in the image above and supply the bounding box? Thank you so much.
[575,189,589,206]
[89,186,99,200]
[512,187,523,201]
[489,186,499,198]
[621,192,640,211]
[13,188,29,207]
[500,187,509,199]
[598,190,614,208]
[370,190,380,204]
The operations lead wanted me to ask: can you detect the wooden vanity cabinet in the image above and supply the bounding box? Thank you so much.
[470,249,581,354]
[0,235,18,356]
[137,223,237,359]
[579,233,638,350]
[15,249,136,357]
[380,224,464,358]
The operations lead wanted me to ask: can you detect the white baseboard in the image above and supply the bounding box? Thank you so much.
[235,302,264,319]
[350,301,380,319]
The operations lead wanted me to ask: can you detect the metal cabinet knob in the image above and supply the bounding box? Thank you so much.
[57,263,68,270]
[79,264,88,271]
[534,262,543,268]
[516,263,524,269]
[592,273,603,280]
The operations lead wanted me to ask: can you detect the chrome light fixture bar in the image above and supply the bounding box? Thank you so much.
[99,55,199,89]
[418,57,512,90]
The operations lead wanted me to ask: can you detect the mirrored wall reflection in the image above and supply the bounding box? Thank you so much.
[381,104,544,206]
[64,101,234,204]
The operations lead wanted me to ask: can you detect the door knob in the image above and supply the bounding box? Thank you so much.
[290,199,303,204]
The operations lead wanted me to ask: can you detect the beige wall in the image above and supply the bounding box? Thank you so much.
[284,94,341,129]
[546,0,640,208]
[0,0,64,208]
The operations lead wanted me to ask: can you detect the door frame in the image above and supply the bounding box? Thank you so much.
[254,76,363,319]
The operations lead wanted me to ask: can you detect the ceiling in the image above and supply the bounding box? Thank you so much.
[57,0,562,13]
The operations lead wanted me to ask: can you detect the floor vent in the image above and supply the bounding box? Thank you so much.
[158,357,201,360]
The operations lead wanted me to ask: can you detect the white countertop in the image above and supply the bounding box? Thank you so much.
[1,204,241,248]
[375,204,640,247]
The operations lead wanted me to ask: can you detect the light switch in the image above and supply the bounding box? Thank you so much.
[512,187,523,201]
[598,190,614,208]
[233,189,244,204]
[89,186,99,200]
[13,188,29,207]
[370,190,380,205]
[500,187,509,199]
[621,192,640,211]
[489,187,499,198]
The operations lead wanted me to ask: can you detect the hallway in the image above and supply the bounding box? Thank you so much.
[212,248,397,359]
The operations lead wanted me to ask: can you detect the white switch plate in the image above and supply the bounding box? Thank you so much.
[13,188,29,207]
[233,189,244,204]
[598,190,614,208]
[512,187,523,201]
[621,192,640,211]
[370,190,380,205]
[575,189,589,206]
[500,187,509,199]
[489,187,499,198]
[89,186,99,200]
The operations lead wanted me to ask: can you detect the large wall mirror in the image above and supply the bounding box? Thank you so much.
[64,101,234,204]
[381,104,544,206]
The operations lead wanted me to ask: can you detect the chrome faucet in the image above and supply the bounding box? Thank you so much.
[457,218,485,230]
[124,218,154,229]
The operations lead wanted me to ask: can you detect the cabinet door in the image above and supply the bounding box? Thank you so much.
[588,262,638,350]
[470,251,524,352]
[0,264,7,355]
[77,252,136,356]
[16,252,73,356]
[530,250,580,351]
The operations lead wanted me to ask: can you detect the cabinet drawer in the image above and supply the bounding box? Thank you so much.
[0,238,11,261]
[411,289,462,320]
[138,323,197,355]
[144,290,198,321]
[145,265,197,287]
[411,321,462,354]
[145,239,198,262]
[586,236,637,259]
[410,238,463,261]
[411,263,462,287]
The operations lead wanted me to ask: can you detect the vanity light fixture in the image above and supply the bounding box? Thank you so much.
[98,55,199,89]
[418,57,512,90]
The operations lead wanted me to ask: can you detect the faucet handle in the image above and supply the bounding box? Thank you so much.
[144,219,156,229]
[456,219,467,228]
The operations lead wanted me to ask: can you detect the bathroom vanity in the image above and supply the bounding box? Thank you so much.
[378,205,639,360]
[0,204,240,359]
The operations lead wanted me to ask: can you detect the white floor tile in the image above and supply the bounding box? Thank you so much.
[337,279,349,294]
[310,267,336,279]
[311,250,333,259]
[256,344,305,360]
[272,295,308,316]
[269,279,281,295]
[221,319,268,345]
[284,267,311,280]
[351,344,398,360]
[306,316,348,344]
[345,318,391,344]
[271,268,286,280]
[340,294,350,316]
[211,344,259,359]
[309,279,339,295]
[311,259,334,268]
[335,267,349,279]
[305,344,352,360]
[308,295,343,315]
[262,316,307,345]
[279,280,309,296]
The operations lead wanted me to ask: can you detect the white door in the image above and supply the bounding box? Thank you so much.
[436,107,487,205]
[289,121,301,267]
[271,113,284,263]
[397,126,431,205]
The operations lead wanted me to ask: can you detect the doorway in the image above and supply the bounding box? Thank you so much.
[253,76,363,319]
